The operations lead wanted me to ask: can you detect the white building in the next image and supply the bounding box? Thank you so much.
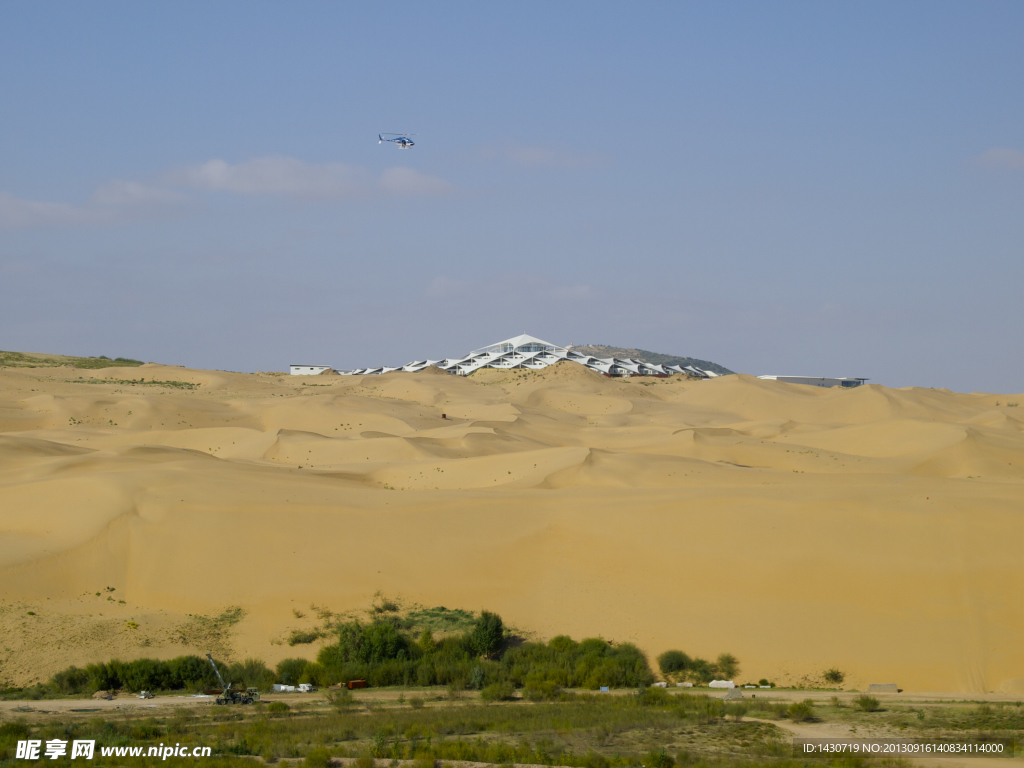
[322,334,722,378]
[289,365,332,376]
[758,375,868,388]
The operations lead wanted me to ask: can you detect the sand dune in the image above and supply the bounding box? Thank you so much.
[1,361,1023,693]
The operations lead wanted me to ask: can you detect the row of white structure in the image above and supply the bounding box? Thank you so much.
[290,334,722,379]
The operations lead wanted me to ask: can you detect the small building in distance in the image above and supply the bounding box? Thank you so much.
[289,365,332,376]
[758,375,868,388]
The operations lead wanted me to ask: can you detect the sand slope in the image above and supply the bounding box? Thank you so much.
[1,362,1022,693]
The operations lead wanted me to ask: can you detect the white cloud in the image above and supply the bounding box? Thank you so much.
[90,180,188,206]
[379,167,455,196]
[169,157,367,198]
[0,156,455,230]
[0,180,189,231]
[168,156,455,198]
[478,141,606,169]
[976,147,1024,171]
[0,192,97,229]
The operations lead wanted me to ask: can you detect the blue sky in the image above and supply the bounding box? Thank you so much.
[1,2,1022,392]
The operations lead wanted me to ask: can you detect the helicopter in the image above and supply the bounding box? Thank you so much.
[379,133,415,148]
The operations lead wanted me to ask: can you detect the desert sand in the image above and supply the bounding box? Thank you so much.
[0,360,1022,693]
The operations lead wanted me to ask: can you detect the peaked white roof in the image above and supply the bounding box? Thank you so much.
[330,333,719,380]
[471,334,567,354]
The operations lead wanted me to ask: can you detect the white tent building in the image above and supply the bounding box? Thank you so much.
[757,375,868,388]
[334,334,720,379]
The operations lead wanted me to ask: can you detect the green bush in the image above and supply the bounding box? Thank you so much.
[325,688,354,710]
[22,606,658,702]
[481,681,516,701]
[469,610,504,656]
[313,612,653,692]
[855,694,880,712]
[657,650,691,676]
[288,630,321,645]
[267,701,290,714]
[276,658,311,685]
[689,657,715,683]
[225,658,276,691]
[417,629,436,653]
[824,667,845,684]
[548,635,578,653]
[524,680,562,701]
[304,748,331,768]
[725,702,749,721]
[787,700,814,722]
[716,653,739,680]
[40,655,225,695]
[637,686,671,706]
[0,721,31,745]
[645,747,675,768]
[50,666,90,694]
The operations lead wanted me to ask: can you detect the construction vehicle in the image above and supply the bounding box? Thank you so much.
[206,653,260,705]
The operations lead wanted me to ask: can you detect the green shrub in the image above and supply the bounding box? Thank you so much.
[409,696,425,709]
[300,663,330,687]
[548,635,578,653]
[267,701,290,714]
[276,658,311,685]
[824,668,845,684]
[480,681,516,701]
[645,747,675,768]
[418,629,436,653]
[657,650,691,676]
[304,748,331,768]
[446,678,465,700]
[355,756,375,768]
[787,700,815,722]
[855,694,880,712]
[469,610,504,656]
[468,665,486,689]
[0,721,31,744]
[46,656,219,694]
[524,680,562,701]
[325,688,354,710]
[689,657,715,683]
[51,665,90,694]
[636,686,671,706]
[225,658,276,691]
[725,702,750,721]
[288,630,321,645]
[716,653,739,680]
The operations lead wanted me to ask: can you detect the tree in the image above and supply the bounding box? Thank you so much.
[418,629,436,653]
[689,657,715,683]
[358,622,408,663]
[657,650,692,676]
[470,611,504,657]
[715,653,739,680]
